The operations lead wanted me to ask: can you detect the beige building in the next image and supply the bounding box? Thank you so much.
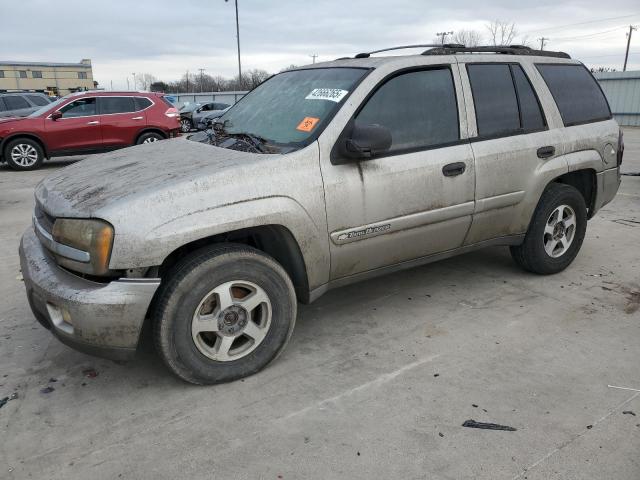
[0,59,95,96]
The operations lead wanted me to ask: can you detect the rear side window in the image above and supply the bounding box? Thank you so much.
[468,64,520,137]
[134,97,152,111]
[4,95,31,110]
[468,64,546,137]
[511,66,545,131]
[26,95,50,107]
[101,97,135,114]
[356,68,459,153]
[536,64,611,126]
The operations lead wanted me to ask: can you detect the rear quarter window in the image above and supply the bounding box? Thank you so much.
[536,64,611,126]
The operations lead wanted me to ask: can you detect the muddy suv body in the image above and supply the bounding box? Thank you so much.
[19,46,622,384]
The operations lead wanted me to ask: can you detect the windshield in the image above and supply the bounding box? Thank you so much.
[220,67,368,148]
[28,96,67,117]
[180,103,200,112]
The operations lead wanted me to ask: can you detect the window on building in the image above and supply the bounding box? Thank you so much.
[355,68,459,153]
[536,64,611,126]
[100,97,135,114]
[32,71,43,78]
[0,71,4,78]
[19,71,27,79]
[59,98,96,118]
[4,95,30,110]
[78,71,88,79]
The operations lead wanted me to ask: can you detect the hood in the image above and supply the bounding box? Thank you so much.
[35,138,270,217]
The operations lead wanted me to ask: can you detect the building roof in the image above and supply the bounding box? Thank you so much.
[0,60,92,68]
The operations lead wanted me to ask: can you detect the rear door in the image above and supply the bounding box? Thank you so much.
[44,97,102,152]
[98,96,141,147]
[320,65,476,279]
[459,60,568,245]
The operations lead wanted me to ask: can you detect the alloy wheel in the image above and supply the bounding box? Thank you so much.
[10,144,38,167]
[543,204,577,258]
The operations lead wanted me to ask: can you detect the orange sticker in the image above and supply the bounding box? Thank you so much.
[296,117,320,132]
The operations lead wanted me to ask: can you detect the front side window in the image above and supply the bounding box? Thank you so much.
[59,98,96,118]
[355,68,459,153]
[100,97,135,114]
[536,64,611,126]
[221,67,368,146]
[4,95,30,110]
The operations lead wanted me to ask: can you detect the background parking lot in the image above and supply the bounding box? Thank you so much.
[1,130,639,479]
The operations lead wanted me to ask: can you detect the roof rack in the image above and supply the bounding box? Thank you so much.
[423,45,571,59]
[354,44,463,58]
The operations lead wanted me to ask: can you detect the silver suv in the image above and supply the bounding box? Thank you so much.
[0,92,52,118]
[19,45,622,384]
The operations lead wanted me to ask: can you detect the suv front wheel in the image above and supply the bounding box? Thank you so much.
[152,244,297,385]
[510,183,587,275]
[4,138,45,171]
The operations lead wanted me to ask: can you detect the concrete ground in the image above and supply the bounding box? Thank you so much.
[1,129,639,480]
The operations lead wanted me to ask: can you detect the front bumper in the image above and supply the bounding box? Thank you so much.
[19,227,160,361]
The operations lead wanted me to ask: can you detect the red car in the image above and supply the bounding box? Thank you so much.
[0,91,180,170]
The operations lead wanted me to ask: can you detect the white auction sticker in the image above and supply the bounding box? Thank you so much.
[305,88,349,103]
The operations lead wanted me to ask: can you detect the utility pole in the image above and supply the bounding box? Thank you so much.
[538,37,549,50]
[126,78,129,90]
[624,25,637,72]
[198,68,205,92]
[186,70,189,93]
[132,72,136,90]
[310,53,318,64]
[225,0,242,89]
[436,31,454,45]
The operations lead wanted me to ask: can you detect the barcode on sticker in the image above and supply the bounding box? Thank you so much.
[305,88,349,103]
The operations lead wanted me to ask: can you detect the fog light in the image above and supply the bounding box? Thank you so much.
[46,303,74,334]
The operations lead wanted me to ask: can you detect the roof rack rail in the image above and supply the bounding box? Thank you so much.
[422,45,571,59]
[354,44,464,58]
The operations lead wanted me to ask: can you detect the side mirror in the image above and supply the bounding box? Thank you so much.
[50,111,62,121]
[335,123,392,164]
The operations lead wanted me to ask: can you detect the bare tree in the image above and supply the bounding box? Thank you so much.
[134,73,157,91]
[486,20,518,46]
[451,30,483,47]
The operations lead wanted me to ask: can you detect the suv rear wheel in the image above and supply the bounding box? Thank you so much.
[4,138,44,171]
[510,183,587,274]
[136,132,164,145]
[152,244,297,385]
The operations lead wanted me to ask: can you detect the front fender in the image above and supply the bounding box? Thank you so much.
[109,196,330,291]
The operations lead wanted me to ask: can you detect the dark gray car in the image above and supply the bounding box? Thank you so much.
[0,92,52,118]
[180,102,230,132]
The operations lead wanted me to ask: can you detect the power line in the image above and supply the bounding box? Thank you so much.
[522,12,640,35]
[550,26,626,42]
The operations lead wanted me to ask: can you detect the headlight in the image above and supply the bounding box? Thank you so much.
[52,219,114,275]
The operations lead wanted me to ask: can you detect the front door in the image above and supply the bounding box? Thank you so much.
[44,97,102,153]
[320,65,476,280]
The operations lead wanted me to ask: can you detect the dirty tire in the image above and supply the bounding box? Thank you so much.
[136,132,164,145]
[4,137,44,170]
[510,183,587,275]
[152,244,297,385]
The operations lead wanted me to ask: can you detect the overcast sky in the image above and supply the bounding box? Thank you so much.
[1,1,639,89]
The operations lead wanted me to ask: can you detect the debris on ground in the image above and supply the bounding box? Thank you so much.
[0,392,19,409]
[434,373,440,377]
[586,425,593,429]
[462,420,517,431]
[40,386,55,394]
[439,432,444,437]
[472,404,478,408]
[82,368,98,378]
[622,410,636,416]
[49,377,57,383]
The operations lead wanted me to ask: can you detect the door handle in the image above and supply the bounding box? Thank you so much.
[537,146,555,159]
[87,120,100,125]
[442,162,466,177]
[131,116,143,120]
